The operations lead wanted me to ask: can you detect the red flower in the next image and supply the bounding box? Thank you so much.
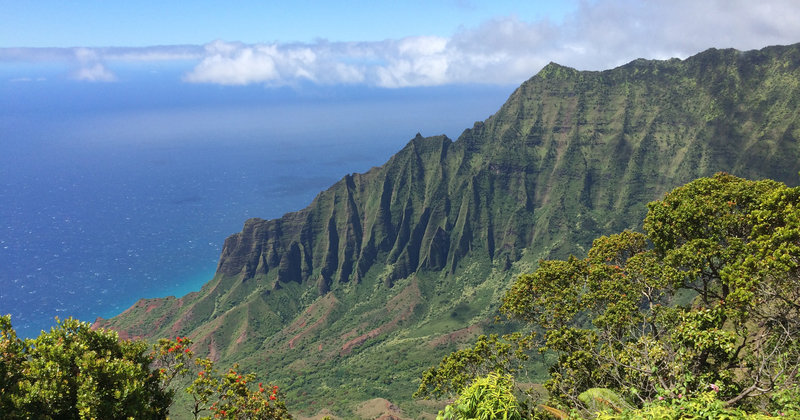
[270,395,276,400]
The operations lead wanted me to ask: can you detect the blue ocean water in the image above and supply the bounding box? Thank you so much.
[0,65,515,337]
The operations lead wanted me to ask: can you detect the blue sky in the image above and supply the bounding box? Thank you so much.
[3,0,800,87]
[2,0,578,47]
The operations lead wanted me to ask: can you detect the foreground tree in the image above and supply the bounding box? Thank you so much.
[183,357,290,420]
[420,173,800,416]
[436,373,524,420]
[0,316,170,419]
[0,317,291,419]
[0,315,27,419]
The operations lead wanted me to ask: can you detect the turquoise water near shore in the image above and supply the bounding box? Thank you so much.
[0,72,514,337]
[97,269,218,321]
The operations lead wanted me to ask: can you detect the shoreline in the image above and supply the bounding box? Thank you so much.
[98,268,218,323]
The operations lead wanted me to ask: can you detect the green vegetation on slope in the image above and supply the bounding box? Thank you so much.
[97,43,800,417]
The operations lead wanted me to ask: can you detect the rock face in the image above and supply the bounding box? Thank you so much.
[97,44,800,417]
[214,46,800,295]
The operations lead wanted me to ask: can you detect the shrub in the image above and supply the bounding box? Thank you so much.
[437,372,523,420]
[0,315,292,419]
[1,316,169,419]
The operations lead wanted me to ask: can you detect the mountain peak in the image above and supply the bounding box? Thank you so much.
[535,61,579,80]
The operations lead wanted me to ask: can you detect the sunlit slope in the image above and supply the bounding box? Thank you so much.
[97,43,800,417]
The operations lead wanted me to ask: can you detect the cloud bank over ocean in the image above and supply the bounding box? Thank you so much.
[3,1,800,87]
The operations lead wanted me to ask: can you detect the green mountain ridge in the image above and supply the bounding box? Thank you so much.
[96,43,800,418]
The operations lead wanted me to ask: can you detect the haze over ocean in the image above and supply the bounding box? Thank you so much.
[0,66,514,337]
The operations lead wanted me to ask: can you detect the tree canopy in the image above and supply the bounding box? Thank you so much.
[420,173,800,417]
[0,316,291,419]
[0,316,171,419]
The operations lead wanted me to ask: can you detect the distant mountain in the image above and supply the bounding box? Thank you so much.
[96,43,800,418]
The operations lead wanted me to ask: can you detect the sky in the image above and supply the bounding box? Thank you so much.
[2,0,800,87]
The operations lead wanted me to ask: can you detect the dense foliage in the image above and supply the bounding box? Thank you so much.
[0,316,290,419]
[421,174,800,418]
[415,333,534,399]
[437,372,524,420]
[0,316,170,419]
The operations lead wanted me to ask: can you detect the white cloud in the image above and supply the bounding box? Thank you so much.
[373,36,450,87]
[73,63,116,82]
[184,40,342,86]
[178,1,800,87]
[181,38,454,88]
[3,1,800,87]
[542,0,800,69]
[184,41,280,85]
[182,40,383,86]
[71,48,116,82]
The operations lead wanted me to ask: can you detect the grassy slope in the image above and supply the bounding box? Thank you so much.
[97,43,800,418]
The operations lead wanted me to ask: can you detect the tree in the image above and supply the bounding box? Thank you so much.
[436,372,523,420]
[184,357,290,420]
[0,317,292,419]
[0,315,26,419]
[1,316,171,419]
[422,173,800,415]
[415,333,534,400]
[501,173,800,410]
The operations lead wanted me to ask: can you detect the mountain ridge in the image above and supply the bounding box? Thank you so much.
[97,42,800,417]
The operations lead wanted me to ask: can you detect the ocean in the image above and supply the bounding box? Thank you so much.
[0,65,514,338]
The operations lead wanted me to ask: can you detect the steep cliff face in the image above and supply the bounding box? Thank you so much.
[98,44,800,417]
[217,45,800,295]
